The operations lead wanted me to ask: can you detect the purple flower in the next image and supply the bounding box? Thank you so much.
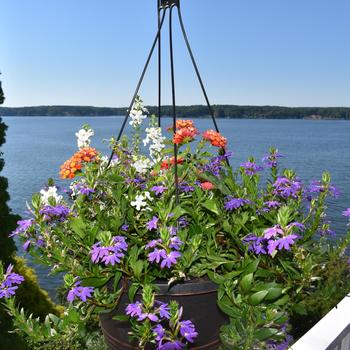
[126,302,143,318]
[342,208,350,217]
[179,183,195,193]
[148,249,167,264]
[0,264,25,299]
[263,201,280,209]
[138,312,159,322]
[168,226,178,236]
[272,177,302,199]
[262,150,284,168]
[287,222,305,231]
[10,219,34,237]
[275,234,299,251]
[147,216,159,231]
[202,152,232,177]
[243,235,268,255]
[40,205,70,222]
[23,240,31,251]
[264,225,284,239]
[67,284,94,302]
[306,180,340,199]
[146,239,162,249]
[73,183,95,196]
[90,236,128,266]
[179,320,198,343]
[224,197,251,211]
[121,224,129,232]
[158,302,171,319]
[158,341,185,350]
[178,216,189,228]
[169,236,183,250]
[153,324,165,341]
[241,161,263,176]
[160,251,182,269]
[151,185,167,195]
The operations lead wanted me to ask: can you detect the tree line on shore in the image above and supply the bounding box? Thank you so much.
[0,105,350,119]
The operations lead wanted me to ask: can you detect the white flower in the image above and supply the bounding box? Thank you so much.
[129,96,148,128]
[40,186,63,205]
[143,127,165,161]
[130,191,153,211]
[100,155,119,167]
[132,158,152,174]
[75,128,94,149]
[131,194,147,211]
[129,111,147,127]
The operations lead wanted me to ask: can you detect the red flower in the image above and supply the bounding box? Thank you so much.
[161,157,184,170]
[173,127,199,145]
[202,130,227,148]
[200,182,215,191]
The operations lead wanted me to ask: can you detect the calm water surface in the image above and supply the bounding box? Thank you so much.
[2,117,350,297]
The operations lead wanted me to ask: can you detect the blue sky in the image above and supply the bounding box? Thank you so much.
[1,0,349,107]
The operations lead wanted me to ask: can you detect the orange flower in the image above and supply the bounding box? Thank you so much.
[173,127,199,145]
[167,119,194,131]
[203,130,227,148]
[200,181,215,191]
[60,147,98,179]
[176,119,194,129]
[161,157,184,170]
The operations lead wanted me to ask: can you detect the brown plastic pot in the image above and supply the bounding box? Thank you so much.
[99,278,228,350]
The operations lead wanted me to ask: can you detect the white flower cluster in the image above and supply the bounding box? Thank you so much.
[131,191,153,211]
[129,96,148,128]
[143,126,165,161]
[75,128,94,149]
[40,186,63,205]
[132,157,152,174]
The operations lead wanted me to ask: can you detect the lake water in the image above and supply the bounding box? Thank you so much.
[2,117,350,298]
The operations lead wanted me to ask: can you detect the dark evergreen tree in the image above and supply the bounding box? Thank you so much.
[0,74,18,263]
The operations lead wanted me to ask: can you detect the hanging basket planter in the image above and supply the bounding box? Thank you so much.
[4,1,350,350]
[100,279,226,350]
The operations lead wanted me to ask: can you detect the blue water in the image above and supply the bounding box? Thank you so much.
[2,117,350,298]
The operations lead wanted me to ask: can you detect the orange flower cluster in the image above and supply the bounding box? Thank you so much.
[203,130,227,148]
[161,156,184,170]
[60,147,98,179]
[176,119,194,129]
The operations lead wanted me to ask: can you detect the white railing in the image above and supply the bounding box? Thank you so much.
[291,294,350,350]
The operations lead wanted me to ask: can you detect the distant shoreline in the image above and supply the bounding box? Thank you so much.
[1,105,350,120]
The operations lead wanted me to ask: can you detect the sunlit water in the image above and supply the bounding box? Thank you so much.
[2,116,350,298]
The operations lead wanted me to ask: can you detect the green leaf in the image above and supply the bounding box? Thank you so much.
[293,303,307,315]
[239,273,253,293]
[70,217,87,239]
[202,200,220,216]
[254,328,278,341]
[217,298,241,318]
[273,295,290,306]
[265,287,283,301]
[81,276,111,288]
[113,271,122,291]
[128,283,139,302]
[243,258,260,275]
[207,271,226,285]
[249,290,268,305]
